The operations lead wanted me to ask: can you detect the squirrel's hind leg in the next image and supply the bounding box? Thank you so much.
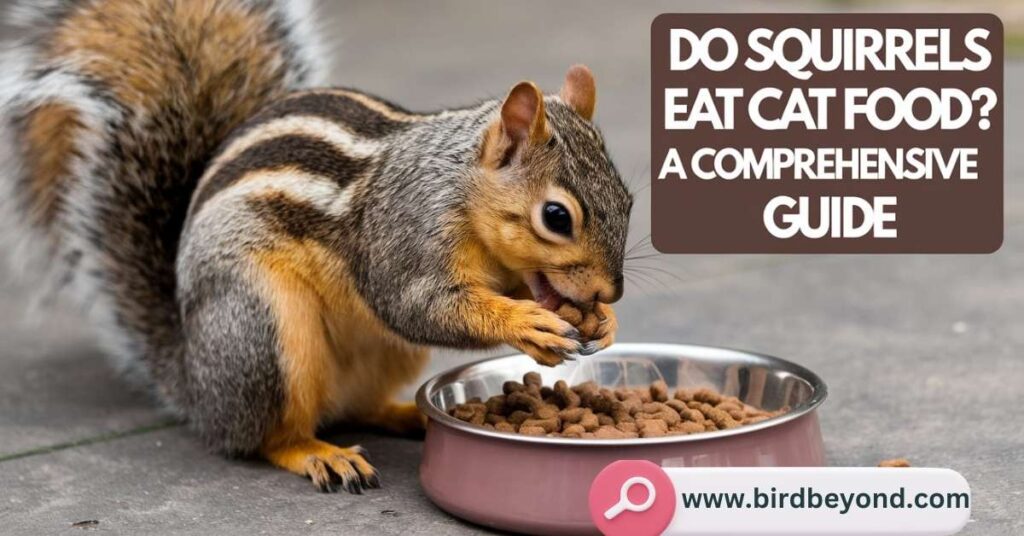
[330,343,429,438]
[254,259,383,493]
[358,401,428,437]
[179,260,379,493]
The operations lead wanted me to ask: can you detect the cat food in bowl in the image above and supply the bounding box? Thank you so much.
[447,373,788,438]
[416,343,827,535]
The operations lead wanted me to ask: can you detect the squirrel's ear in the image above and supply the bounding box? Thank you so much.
[560,64,596,120]
[501,81,549,146]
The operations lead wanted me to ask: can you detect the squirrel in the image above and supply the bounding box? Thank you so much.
[0,0,632,492]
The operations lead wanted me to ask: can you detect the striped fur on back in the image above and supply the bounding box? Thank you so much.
[179,85,631,350]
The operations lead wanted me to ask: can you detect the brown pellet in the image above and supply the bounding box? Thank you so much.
[878,458,911,468]
[674,388,694,402]
[650,380,670,402]
[485,394,507,416]
[665,399,688,413]
[617,394,643,415]
[520,417,560,433]
[595,425,638,439]
[562,424,586,437]
[534,405,559,420]
[553,380,581,409]
[494,421,517,433]
[637,418,669,438]
[673,421,707,434]
[507,391,543,412]
[615,421,638,433]
[503,380,525,395]
[611,410,634,424]
[633,387,653,404]
[506,410,532,425]
[680,408,706,423]
[555,303,585,325]
[559,407,586,423]
[579,411,600,432]
[577,312,601,339]
[693,388,723,405]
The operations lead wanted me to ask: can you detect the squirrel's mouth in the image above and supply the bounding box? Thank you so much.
[524,271,569,312]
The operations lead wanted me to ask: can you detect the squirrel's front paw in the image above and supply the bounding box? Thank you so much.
[508,304,585,367]
[555,302,618,355]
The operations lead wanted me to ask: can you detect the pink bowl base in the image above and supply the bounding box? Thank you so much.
[419,411,825,536]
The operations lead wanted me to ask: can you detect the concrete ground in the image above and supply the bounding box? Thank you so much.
[1,1,1022,534]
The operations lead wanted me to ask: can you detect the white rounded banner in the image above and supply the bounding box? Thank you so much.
[663,467,970,535]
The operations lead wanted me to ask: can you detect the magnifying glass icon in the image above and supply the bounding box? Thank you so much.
[603,476,657,520]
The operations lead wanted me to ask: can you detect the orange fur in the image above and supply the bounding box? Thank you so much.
[254,235,428,468]
[256,252,333,449]
[49,0,286,119]
[21,103,82,228]
[366,401,428,436]
[465,166,589,279]
[450,232,518,292]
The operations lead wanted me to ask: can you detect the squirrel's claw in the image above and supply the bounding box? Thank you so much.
[590,303,618,352]
[577,340,602,356]
[264,439,380,494]
[315,450,380,494]
[565,326,584,343]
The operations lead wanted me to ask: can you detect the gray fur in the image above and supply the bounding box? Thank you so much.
[181,265,283,453]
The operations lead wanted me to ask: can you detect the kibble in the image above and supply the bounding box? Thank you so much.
[448,372,788,439]
[878,458,911,468]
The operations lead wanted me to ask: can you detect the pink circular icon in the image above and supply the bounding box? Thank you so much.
[588,460,676,536]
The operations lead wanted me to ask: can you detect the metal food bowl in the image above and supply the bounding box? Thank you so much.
[416,343,828,535]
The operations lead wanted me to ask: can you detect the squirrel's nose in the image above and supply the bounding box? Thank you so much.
[595,273,624,304]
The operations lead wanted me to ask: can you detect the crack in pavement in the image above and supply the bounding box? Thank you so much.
[0,419,182,463]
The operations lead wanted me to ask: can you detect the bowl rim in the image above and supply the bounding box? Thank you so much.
[415,342,828,447]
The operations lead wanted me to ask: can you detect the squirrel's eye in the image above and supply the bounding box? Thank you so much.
[542,202,572,237]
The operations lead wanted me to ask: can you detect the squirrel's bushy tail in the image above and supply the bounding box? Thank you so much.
[0,0,326,400]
